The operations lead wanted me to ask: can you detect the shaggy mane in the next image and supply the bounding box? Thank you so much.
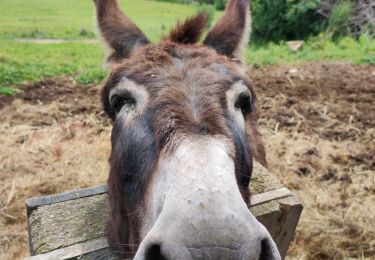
[167,12,207,44]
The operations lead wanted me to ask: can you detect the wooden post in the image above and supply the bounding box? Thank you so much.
[25,161,302,260]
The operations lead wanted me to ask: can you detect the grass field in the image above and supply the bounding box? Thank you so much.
[0,0,205,95]
[0,0,202,40]
[247,35,375,66]
[0,0,374,95]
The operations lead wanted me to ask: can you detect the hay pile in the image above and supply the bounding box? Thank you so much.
[249,62,375,259]
[0,62,374,259]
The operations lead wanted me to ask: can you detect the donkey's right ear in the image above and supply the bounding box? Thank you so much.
[93,0,149,63]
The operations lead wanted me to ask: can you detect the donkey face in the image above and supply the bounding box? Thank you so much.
[94,0,280,259]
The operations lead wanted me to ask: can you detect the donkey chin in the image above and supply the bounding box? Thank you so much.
[93,0,281,259]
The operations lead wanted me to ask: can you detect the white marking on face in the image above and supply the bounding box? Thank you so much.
[141,136,239,236]
[109,77,149,119]
[135,137,280,259]
[226,81,251,131]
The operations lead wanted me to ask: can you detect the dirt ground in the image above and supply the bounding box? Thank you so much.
[0,62,374,259]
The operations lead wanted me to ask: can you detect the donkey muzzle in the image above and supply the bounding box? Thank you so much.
[135,137,281,260]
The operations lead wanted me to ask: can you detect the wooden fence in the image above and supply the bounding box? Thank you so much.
[25,161,302,260]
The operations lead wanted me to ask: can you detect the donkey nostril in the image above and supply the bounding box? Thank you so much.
[145,243,168,260]
[259,238,279,260]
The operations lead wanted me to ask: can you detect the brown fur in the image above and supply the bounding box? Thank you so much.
[104,42,266,165]
[246,98,268,167]
[167,12,208,44]
[101,43,266,257]
[94,0,149,62]
[93,0,268,258]
[204,0,250,58]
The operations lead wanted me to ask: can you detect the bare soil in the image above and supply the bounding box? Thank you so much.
[0,62,374,259]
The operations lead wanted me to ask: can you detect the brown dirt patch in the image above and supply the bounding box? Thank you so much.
[0,78,100,112]
[248,62,375,259]
[0,62,374,259]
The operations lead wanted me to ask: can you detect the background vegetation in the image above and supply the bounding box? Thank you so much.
[158,0,374,41]
[0,0,374,95]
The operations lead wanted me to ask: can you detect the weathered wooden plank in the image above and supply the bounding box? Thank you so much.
[250,161,284,194]
[24,238,116,260]
[28,193,109,255]
[251,195,303,258]
[250,187,292,206]
[26,161,302,259]
[26,185,107,216]
[26,194,301,260]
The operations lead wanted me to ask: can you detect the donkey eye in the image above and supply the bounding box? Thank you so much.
[111,94,136,114]
[235,92,252,116]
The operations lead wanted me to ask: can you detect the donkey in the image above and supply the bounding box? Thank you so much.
[93,0,280,259]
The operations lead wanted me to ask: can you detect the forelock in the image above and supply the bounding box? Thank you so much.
[167,12,208,44]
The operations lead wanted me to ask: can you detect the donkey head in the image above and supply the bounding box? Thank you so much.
[94,0,280,259]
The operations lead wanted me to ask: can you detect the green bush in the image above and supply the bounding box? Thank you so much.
[153,0,366,43]
[214,0,226,11]
[326,1,352,39]
[251,0,324,43]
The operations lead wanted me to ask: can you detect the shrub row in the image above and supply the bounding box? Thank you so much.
[154,0,374,42]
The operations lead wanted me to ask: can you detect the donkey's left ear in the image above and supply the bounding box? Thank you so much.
[93,0,149,63]
[203,0,251,61]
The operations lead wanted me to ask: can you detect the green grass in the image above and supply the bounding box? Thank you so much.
[0,0,374,96]
[246,35,375,66]
[0,0,212,95]
[0,0,203,41]
[0,41,105,91]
